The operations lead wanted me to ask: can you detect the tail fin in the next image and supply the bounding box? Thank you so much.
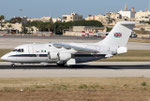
[98,21,136,47]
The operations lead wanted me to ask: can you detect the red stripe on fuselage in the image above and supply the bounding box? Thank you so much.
[39,54,48,57]
[15,54,37,57]
[12,54,48,57]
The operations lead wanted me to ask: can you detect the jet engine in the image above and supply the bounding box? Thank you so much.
[49,52,72,61]
[58,52,72,61]
[49,52,58,60]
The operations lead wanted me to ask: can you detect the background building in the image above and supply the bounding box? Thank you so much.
[62,13,83,22]
[135,9,150,22]
[0,23,22,34]
[85,14,107,25]
[118,4,136,19]
[64,26,105,36]
[27,17,52,22]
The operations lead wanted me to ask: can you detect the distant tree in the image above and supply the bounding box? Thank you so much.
[53,20,103,34]
[24,21,53,32]
[106,27,112,32]
[1,24,4,28]
[23,20,103,34]
[0,15,4,21]
[10,17,22,23]
[0,15,5,30]
[64,20,103,27]
[146,20,150,24]
[21,27,28,34]
[53,22,65,34]
[7,24,12,29]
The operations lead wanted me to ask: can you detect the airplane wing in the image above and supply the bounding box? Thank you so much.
[53,43,99,53]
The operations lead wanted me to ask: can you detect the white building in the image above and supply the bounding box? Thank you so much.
[85,14,105,21]
[135,9,150,22]
[119,10,135,18]
[85,14,107,25]
[1,23,22,32]
[62,13,83,22]
[118,4,136,18]
[27,17,52,22]
[107,12,122,19]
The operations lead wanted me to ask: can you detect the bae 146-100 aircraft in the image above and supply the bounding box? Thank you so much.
[1,21,135,67]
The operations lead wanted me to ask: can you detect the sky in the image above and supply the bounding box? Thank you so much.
[0,0,149,19]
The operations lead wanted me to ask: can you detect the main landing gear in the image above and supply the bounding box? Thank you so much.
[11,64,15,68]
[57,63,66,67]
[56,62,75,68]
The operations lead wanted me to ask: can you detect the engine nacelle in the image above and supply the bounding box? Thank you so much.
[58,52,72,61]
[49,52,72,61]
[49,52,58,60]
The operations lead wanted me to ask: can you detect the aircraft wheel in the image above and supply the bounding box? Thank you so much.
[57,63,66,67]
[68,65,76,68]
[56,61,66,67]
[11,64,15,68]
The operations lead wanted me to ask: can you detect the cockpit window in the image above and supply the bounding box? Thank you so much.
[12,49,24,52]
[12,49,18,52]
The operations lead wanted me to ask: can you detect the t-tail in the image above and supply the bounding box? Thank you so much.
[98,21,136,55]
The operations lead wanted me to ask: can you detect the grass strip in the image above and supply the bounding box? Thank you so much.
[129,38,150,43]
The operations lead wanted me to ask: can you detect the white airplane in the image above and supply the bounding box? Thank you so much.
[1,21,135,67]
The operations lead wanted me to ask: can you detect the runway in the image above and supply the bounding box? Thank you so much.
[0,62,150,78]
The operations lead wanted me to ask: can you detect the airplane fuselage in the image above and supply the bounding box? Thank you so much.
[2,43,106,64]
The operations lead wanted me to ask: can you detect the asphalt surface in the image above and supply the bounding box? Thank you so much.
[0,62,150,78]
[0,35,150,50]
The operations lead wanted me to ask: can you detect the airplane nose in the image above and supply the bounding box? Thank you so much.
[1,55,8,61]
